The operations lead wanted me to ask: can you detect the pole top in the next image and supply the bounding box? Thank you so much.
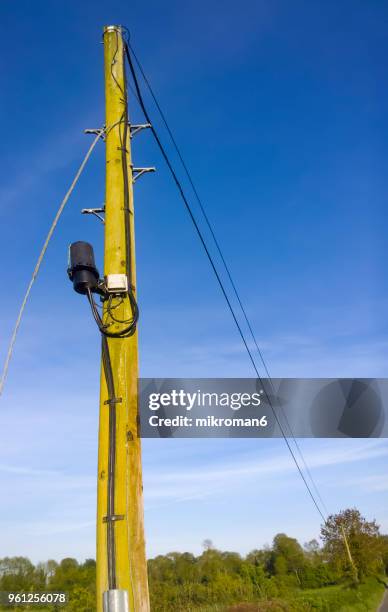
[104,25,122,33]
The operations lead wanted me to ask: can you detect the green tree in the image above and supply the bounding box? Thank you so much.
[49,558,80,592]
[0,557,36,591]
[270,533,306,582]
[321,508,384,580]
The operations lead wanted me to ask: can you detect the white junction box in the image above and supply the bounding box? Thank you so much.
[105,274,128,293]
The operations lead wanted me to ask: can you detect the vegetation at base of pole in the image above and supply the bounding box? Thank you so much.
[0,509,387,611]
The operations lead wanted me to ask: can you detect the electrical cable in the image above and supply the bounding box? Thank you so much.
[101,333,118,590]
[126,42,329,517]
[0,130,104,398]
[86,289,138,338]
[124,42,328,524]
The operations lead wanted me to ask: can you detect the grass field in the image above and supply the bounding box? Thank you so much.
[182,578,386,612]
[291,578,385,611]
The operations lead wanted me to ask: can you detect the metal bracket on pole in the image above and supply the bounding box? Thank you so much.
[103,590,129,612]
[81,207,105,224]
[132,167,156,183]
[103,514,125,523]
[85,122,150,140]
[84,127,106,141]
[130,123,151,137]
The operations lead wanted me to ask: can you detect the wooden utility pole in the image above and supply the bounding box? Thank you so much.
[96,25,150,612]
[341,525,358,582]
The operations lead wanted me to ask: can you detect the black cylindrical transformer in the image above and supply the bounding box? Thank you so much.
[67,241,99,294]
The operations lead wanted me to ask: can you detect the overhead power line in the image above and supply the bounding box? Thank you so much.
[127,41,329,519]
[124,42,328,524]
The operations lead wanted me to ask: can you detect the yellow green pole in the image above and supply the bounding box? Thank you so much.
[341,525,358,582]
[96,25,150,612]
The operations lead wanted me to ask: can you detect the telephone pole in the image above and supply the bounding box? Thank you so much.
[341,525,358,582]
[96,25,150,612]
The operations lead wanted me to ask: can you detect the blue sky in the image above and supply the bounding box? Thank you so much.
[0,0,388,562]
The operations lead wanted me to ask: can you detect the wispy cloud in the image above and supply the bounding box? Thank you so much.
[0,464,59,477]
[347,474,388,493]
[27,520,96,537]
[143,440,388,504]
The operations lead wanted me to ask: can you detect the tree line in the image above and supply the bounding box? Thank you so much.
[0,509,387,611]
